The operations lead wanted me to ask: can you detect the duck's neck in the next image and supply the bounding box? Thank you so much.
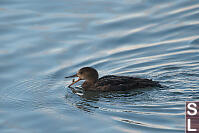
[82,80,97,89]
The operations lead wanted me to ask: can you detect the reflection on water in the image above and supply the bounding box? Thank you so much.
[0,0,199,132]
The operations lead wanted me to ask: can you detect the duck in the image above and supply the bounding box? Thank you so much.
[65,67,161,91]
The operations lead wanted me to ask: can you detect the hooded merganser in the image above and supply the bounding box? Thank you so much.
[65,67,161,91]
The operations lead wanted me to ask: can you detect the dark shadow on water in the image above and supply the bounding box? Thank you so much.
[68,86,148,100]
[65,86,165,113]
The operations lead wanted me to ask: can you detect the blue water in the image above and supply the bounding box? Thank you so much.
[0,0,199,132]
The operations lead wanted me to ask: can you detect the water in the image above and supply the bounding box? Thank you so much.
[0,0,199,132]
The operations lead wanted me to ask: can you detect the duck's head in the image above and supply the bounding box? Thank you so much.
[65,67,99,87]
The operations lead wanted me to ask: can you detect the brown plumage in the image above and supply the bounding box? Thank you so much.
[65,67,161,91]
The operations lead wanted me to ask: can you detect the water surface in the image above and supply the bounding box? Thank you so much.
[0,0,199,132]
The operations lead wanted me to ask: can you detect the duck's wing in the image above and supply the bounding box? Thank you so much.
[95,75,161,91]
[97,75,134,85]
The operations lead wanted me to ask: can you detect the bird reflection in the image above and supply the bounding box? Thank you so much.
[66,86,145,113]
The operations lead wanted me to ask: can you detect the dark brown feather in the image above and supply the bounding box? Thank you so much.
[82,75,161,91]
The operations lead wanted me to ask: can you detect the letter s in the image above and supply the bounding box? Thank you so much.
[187,103,197,116]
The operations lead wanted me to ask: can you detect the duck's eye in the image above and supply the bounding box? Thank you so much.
[79,71,83,74]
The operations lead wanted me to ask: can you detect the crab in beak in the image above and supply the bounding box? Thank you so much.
[65,74,81,87]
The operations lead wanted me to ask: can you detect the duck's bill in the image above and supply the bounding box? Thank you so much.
[65,74,78,78]
[68,78,81,87]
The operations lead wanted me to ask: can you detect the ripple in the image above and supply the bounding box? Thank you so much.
[1,0,199,132]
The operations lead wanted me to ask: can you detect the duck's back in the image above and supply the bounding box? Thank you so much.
[86,75,161,91]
